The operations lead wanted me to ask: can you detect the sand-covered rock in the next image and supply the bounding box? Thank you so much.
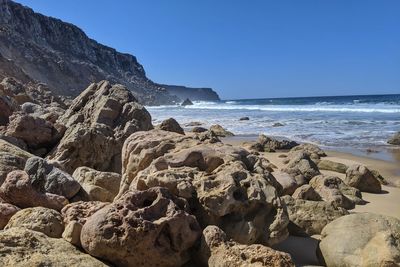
[250,134,299,152]
[319,213,400,267]
[317,159,348,173]
[0,227,107,266]
[47,81,153,173]
[0,202,20,229]
[282,195,349,236]
[0,170,68,211]
[309,175,365,209]
[5,207,64,238]
[24,157,81,199]
[198,225,295,267]
[81,187,201,267]
[282,151,320,184]
[72,167,121,202]
[156,117,184,134]
[210,124,234,137]
[345,164,382,193]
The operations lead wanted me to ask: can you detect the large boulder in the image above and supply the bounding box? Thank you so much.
[291,184,321,201]
[0,170,68,211]
[81,187,201,267]
[0,202,20,229]
[288,143,326,160]
[5,207,64,238]
[24,157,81,199]
[345,165,382,193]
[282,195,349,236]
[281,151,320,184]
[387,132,400,145]
[0,139,33,185]
[274,171,300,196]
[72,167,121,202]
[309,175,365,210]
[198,225,295,267]
[47,81,153,173]
[210,124,234,137]
[0,227,107,266]
[250,134,299,152]
[318,213,400,267]
[124,130,288,245]
[317,159,348,174]
[156,117,185,135]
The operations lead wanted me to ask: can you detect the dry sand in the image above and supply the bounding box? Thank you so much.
[222,136,400,266]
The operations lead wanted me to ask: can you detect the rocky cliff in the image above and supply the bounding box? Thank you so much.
[0,0,220,105]
[161,84,220,102]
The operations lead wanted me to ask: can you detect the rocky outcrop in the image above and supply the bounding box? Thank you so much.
[156,117,185,135]
[345,164,382,193]
[250,134,299,152]
[282,195,349,236]
[72,167,121,202]
[274,171,300,196]
[288,143,326,160]
[181,98,194,106]
[81,187,201,267]
[0,202,19,229]
[281,151,320,184]
[198,225,295,267]
[318,213,400,267]
[209,124,234,137]
[5,207,64,238]
[0,170,68,211]
[0,227,107,266]
[387,132,400,145]
[292,184,321,201]
[162,84,220,102]
[47,81,153,173]
[317,159,348,173]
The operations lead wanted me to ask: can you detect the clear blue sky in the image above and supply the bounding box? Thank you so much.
[16,0,400,99]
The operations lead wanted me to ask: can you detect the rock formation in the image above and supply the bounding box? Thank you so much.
[162,84,220,102]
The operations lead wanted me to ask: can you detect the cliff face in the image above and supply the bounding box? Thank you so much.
[162,84,220,102]
[0,0,178,105]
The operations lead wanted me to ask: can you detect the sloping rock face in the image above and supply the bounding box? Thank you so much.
[47,81,153,173]
[198,225,295,267]
[81,187,201,267]
[0,227,107,266]
[0,0,176,105]
[319,213,400,267]
[122,129,289,246]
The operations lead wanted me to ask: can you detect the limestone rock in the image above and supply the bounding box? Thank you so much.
[0,170,68,211]
[345,165,382,193]
[61,201,109,226]
[62,221,83,247]
[317,159,348,174]
[156,118,185,135]
[210,124,234,137]
[0,202,20,229]
[387,132,400,145]
[292,184,321,201]
[198,225,295,267]
[274,171,299,196]
[5,207,64,238]
[251,134,299,152]
[47,81,153,174]
[309,175,365,209]
[282,195,349,236]
[281,151,320,184]
[81,187,201,267]
[0,227,107,266]
[289,143,326,160]
[319,213,400,267]
[24,157,81,199]
[72,167,121,202]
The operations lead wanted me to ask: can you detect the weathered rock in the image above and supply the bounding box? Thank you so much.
[156,118,185,135]
[198,225,295,267]
[282,195,349,236]
[370,169,388,185]
[181,98,194,106]
[72,167,121,202]
[5,114,64,150]
[318,159,348,173]
[292,184,321,201]
[274,171,299,196]
[281,151,320,184]
[289,143,326,160]
[62,221,83,247]
[0,95,15,126]
[47,81,153,173]
[319,213,400,267]
[387,132,400,145]
[192,126,208,133]
[0,227,107,266]
[251,134,299,152]
[210,124,234,137]
[345,165,382,193]
[0,170,68,211]
[0,202,20,229]
[0,139,33,184]
[309,175,365,209]
[5,207,64,238]
[81,187,201,267]
[0,134,27,150]
[24,157,81,199]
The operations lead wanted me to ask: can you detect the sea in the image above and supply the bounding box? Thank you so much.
[147,94,400,159]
